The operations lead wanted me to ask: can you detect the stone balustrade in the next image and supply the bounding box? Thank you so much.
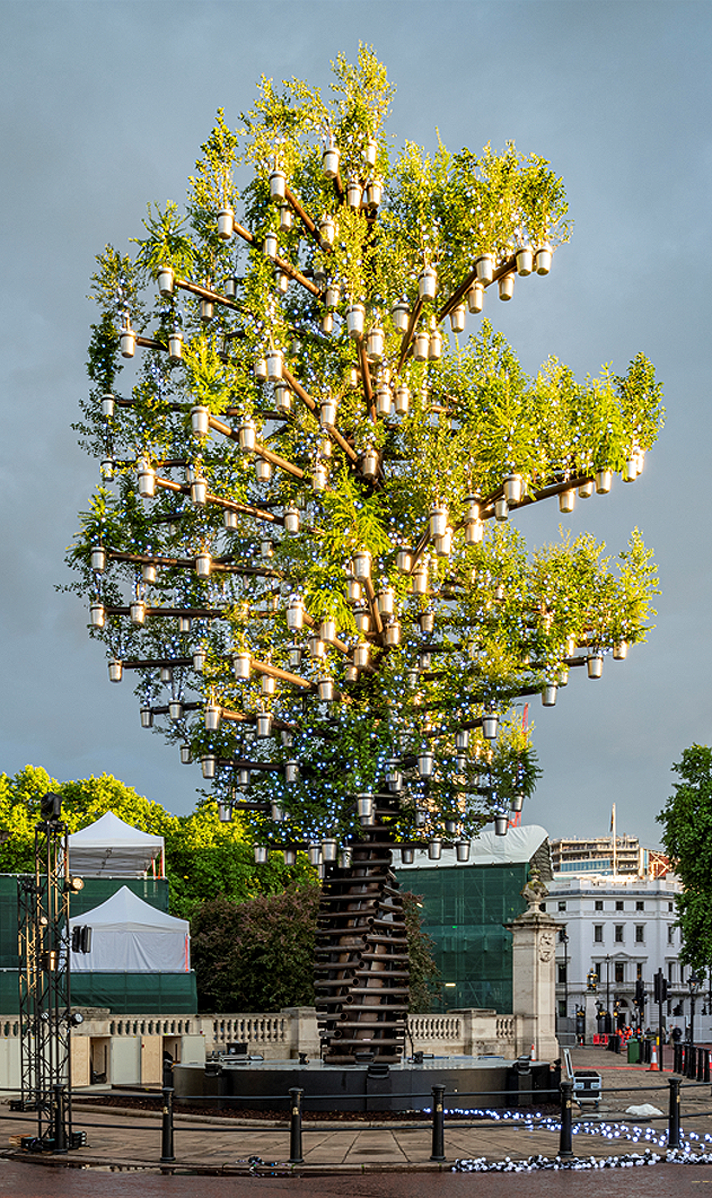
[0,1006,530,1092]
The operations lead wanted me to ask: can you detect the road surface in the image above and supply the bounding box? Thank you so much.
[3,1159,712,1198]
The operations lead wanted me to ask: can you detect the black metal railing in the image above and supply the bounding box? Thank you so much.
[1,1072,712,1166]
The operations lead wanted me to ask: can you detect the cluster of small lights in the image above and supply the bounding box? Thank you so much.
[78,59,663,862]
[448,1108,712,1172]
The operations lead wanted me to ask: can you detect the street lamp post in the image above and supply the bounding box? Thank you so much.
[605,955,611,1027]
[688,972,702,1048]
[562,932,569,1026]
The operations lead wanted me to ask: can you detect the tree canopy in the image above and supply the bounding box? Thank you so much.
[657,745,712,971]
[191,883,441,1013]
[0,765,310,917]
[67,46,663,861]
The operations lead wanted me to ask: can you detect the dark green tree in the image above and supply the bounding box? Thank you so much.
[657,745,712,971]
[190,883,440,1013]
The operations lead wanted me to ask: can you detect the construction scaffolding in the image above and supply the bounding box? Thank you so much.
[12,795,82,1151]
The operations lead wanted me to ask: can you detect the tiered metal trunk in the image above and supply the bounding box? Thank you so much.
[315,822,409,1064]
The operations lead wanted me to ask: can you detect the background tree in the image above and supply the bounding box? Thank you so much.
[190,884,440,1013]
[191,886,321,1012]
[657,745,712,971]
[0,765,311,917]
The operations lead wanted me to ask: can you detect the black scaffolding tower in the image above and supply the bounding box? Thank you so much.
[12,793,83,1151]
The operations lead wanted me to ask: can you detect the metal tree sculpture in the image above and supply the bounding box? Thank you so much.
[71,50,662,1062]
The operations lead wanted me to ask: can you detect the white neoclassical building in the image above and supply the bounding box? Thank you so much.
[543,841,707,1039]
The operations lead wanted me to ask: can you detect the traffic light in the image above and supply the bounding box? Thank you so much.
[40,792,62,823]
[635,977,645,1007]
[654,970,668,1004]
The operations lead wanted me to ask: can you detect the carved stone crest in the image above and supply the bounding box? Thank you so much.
[538,929,555,962]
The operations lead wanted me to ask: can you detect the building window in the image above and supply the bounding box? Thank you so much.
[616,900,624,911]
[637,963,643,980]
[558,901,566,911]
[668,962,675,983]
[594,925,603,943]
[669,902,674,912]
[635,925,645,943]
[615,924,624,943]
[636,900,644,911]
[668,926,675,944]
[595,900,603,911]
[615,962,625,984]
[594,962,602,981]
[558,1000,567,1018]
[558,964,567,984]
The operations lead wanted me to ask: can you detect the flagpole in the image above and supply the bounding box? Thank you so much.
[611,804,617,876]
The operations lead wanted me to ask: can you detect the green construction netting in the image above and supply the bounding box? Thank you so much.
[0,875,169,970]
[0,969,197,1016]
[397,862,530,1012]
[70,971,197,1014]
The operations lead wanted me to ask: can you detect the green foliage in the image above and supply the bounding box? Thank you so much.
[86,312,121,392]
[402,891,443,1012]
[69,50,664,859]
[190,883,441,1013]
[132,202,196,281]
[188,108,242,236]
[0,766,310,917]
[191,886,320,1012]
[657,746,712,970]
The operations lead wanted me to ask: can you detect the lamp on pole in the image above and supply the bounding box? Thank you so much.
[688,971,702,1048]
[559,929,569,1027]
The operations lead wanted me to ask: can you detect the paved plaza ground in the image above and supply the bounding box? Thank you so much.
[2,1045,711,1175]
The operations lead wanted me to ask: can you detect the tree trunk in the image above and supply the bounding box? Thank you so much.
[315,821,409,1064]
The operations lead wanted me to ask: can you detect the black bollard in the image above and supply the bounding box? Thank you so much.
[53,1084,67,1154]
[559,1079,574,1158]
[160,1086,175,1163]
[289,1087,304,1164]
[668,1075,682,1149]
[430,1084,446,1162]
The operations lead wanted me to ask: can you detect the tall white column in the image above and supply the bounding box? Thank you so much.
[506,873,560,1061]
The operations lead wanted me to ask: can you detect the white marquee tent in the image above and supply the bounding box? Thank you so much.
[67,811,165,877]
[397,824,551,870]
[69,886,190,973]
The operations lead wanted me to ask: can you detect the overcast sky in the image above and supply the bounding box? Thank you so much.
[1,1,710,849]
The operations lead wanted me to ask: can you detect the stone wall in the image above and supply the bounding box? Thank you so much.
[0,1006,529,1092]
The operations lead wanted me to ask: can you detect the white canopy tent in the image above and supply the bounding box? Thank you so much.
[69,886,190,973]
[396,825,551,870]
[67,811,165,878]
